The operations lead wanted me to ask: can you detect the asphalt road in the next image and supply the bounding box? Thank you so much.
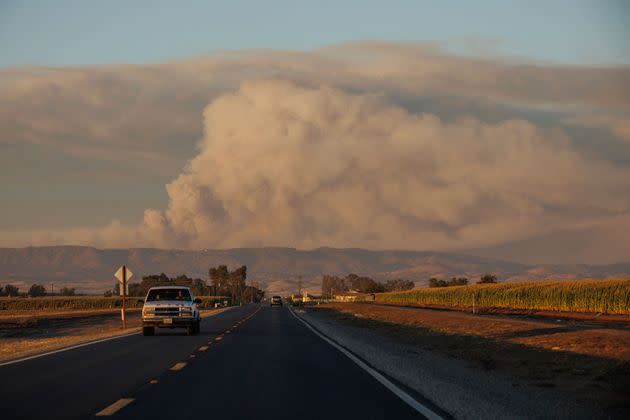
[0,305,424,419]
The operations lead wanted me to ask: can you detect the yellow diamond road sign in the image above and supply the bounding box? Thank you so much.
[114,266,133,283]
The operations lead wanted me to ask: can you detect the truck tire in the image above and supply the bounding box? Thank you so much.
[195,320,201,334]
[187,324,195,335]
[142,326,154,336]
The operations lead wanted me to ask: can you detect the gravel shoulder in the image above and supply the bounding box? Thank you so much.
[299,305,629,419]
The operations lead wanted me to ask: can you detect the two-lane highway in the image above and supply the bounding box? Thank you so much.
[1,305,428,419]
[0,306,253,419]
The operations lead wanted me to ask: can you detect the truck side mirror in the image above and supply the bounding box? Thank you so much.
[193,298,202,304]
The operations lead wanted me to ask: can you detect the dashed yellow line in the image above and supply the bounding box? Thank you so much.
[170,362,187,371]
[95,398,135,416]
[198,345,209,351]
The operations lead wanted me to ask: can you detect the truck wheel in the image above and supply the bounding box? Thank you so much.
[187,325,195,335]
[195,320,201,334]
[142,326,154,336]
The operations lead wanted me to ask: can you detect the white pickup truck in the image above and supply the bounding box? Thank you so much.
[139,286,201,336]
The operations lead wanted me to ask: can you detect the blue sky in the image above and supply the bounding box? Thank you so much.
[1,0,629,68]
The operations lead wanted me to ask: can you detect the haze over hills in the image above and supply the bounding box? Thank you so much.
[1,246,629,296]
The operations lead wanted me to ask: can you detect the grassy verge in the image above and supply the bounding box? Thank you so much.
[357,278,630,314]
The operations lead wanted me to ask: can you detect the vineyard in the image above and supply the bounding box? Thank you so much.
[356,278,630,314]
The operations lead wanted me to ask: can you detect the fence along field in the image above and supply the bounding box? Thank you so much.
[0,296,229,312]
[356,278,630,315]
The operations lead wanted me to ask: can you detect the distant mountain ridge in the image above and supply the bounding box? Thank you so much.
[1,246,629,295]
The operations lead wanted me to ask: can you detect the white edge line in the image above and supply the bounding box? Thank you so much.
[289,307,444,420]
[0,330,140,367]
[0,306,236,368]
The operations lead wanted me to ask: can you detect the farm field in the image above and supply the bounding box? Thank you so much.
[0,295,229,313]
[358,278,630,315]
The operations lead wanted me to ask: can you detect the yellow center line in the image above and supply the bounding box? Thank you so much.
[95,398,135,416]
[170,362,187,371]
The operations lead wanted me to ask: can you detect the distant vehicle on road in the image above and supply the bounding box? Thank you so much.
[140,286,201,336]
[270,295,283,307]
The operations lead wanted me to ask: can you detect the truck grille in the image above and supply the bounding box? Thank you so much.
[154,307,179,313]
[146,307,192,317]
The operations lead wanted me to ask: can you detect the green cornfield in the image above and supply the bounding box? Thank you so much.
[0,296,230,312]
[356,278,630,314]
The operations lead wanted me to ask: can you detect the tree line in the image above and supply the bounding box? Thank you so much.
[321,273,414,297]
[428,274,498,288]
[104,265,264,304]
[0,284,75,297]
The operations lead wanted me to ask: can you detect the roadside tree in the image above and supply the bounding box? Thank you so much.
[28,284,46,297]
[4,284,19,296]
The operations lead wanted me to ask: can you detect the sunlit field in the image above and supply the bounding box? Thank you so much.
[0,296,227,312]
[358,278,630,314]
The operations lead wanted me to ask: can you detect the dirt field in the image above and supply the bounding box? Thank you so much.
[309,303,630,410]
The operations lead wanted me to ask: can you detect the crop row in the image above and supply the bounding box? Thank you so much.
[0,296,230,311]
[356,278,630,314]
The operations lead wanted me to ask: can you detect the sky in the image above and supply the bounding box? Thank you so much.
[1,1,629,264]
[1,0,629,67]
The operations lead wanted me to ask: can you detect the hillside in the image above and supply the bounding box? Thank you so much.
[1,246,629,295]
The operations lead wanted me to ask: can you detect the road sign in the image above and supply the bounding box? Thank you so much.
[114,265,132,329]
[119,283,129,296]
[115,266,133,283]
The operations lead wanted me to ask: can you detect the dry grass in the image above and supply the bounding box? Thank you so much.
[358,278,630,314]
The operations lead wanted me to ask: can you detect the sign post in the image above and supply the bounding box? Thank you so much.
[114,265,133,329]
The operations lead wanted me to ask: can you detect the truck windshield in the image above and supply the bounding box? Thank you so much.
[146,289,191,302]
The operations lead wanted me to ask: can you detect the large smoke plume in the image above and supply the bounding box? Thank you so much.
[1,42,629,263]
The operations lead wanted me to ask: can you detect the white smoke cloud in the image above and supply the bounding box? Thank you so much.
[132,80,630,252]
[1,42,630,263]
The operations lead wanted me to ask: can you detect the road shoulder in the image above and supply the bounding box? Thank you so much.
[299,306,613,419]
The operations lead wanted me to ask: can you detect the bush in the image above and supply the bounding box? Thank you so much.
[429,277,469,287]
[478,274,497,284]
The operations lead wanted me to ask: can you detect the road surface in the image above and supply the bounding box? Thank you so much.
[0,305,430,419]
